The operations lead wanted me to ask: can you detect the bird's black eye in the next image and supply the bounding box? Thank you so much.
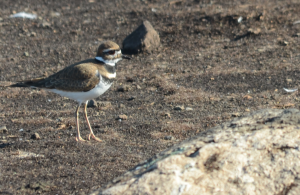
[108,50,115,55]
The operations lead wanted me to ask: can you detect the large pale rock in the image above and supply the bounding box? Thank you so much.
[122,20,160,54]
[91,109,300,195]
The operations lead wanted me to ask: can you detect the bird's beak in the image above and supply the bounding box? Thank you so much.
[122,55,131,60]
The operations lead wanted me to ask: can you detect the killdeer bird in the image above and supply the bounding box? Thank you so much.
[9,41,130,142]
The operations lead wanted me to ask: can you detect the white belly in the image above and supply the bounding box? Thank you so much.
[48,79,112,104]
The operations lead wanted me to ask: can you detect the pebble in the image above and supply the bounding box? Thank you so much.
[174,105,184,110]
[164,112,171,118]
[164,136,174,140]
[30,32,36,37]
[232,113,241,117]
[185,107,193,111]
[119,104,126,108]
[117,114,128,120]
[243,95,253,100]
[118,85,130,92]
[24,52,29,57]
[31,133,41,140]
[41,21,51,28]
[98,101,112,107]
[50,11,60,17]
[0,126,8,133]
[127,96,135,101]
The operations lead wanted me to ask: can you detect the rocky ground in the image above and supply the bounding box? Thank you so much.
[0,0,300,194]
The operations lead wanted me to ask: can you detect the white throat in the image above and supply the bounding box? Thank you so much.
[95,57,121,66]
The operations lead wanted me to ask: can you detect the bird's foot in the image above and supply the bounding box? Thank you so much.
[88,133,102,142]
[75,135,86,142]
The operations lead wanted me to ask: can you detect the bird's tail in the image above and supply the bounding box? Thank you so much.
[2,77,45,88]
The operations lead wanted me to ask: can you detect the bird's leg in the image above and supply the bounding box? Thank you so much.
[75,103,85,142]
[84,103,102,142]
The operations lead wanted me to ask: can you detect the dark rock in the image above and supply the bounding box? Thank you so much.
[122,20,160,54]
[87,99,97,108]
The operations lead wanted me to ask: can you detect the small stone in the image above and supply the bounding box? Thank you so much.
[283,103,295,107]
[118,85,130,92]
[98,101,112,110]
[136,85,141,89]
[293,33,300,37]
[243,95,253,100]
[119,104,126,108]
[232,113,241,117]
[98,101,112,107]
[7,135,19,140]
[50,11,60,17]
[185,107,193,111]
[278,40,288,46]
[245,109,250,112]
[87,99,97,108]
[24,52,29,57]
[165,113,171,118]
[226,96,236,101]
[41,21,51,28]
[30,32,36,37]
[286,78,292,83]
[56,123,66,130]
[123,20,160,54]
[127,96,135,101]
[117,114,128,120]
[160,112,171,118]
[248,28,261,35]
[126,77,135,82]
[0,126,8,134]
[174,105,184,110]
[164,136,174,140]
[31,133,41,140]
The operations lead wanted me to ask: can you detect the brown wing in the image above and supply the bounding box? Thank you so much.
[11,60,102,92]
[42,62,101,92]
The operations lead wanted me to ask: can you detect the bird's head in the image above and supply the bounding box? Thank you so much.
[95,41,130,66]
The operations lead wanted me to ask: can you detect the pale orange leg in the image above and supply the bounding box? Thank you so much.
[75,103,86,142]
[83,103,102,142]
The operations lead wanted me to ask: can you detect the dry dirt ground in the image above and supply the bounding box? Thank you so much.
[1,0,300,194]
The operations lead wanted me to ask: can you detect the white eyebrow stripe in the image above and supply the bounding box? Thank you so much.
[95,56,121,66]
